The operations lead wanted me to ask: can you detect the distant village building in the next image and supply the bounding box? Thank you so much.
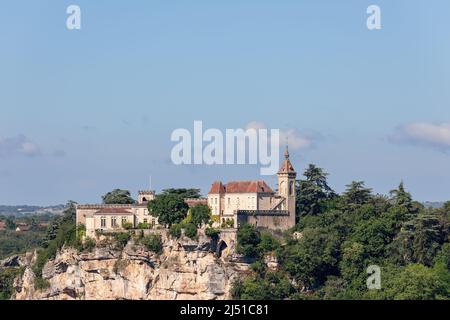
[208,147,297,231]
[15,224,31,232]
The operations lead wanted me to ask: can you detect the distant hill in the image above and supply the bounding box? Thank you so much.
[422,201,445,209]
[0,205,66,216]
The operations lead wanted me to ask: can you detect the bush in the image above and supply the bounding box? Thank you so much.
[83,237,96,252]
[251,261,266,275]
[141,234,163,254]
[114,232,131,249]
[169,224,182,239]
[237,224,261,258]
[137,222,150,230]
[205,227,220,239]
[184,223,197,239]
[0,267,24,300]
[122,222,134,230]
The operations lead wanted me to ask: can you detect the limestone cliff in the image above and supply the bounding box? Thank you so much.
[12,231,251,300]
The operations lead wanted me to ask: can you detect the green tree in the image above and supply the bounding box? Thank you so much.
[148,194,189,227]
[102,189,135,204]
[237,224,261,258]
[184,223,197,239]
[296,164,336,218]
[367,264,448,300]
[279,227,340,289]
[5,217,16,230]
[412,212,442,266]
[343,181,372,207]
[161,188,202,199]
[190,204,211,227]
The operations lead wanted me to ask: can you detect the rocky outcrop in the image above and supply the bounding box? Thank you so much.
[12,231,251,300]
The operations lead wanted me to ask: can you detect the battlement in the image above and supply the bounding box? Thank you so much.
[236,210,289,216]
[77,204,147,209]
[138,190,155,195]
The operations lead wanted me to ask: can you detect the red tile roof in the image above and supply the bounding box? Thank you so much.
[184,198,208,208]
[94,208,133,215]
[209,181,226,194]
[209,180,274,194]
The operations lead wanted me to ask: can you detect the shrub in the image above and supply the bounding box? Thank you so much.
[169,224,182,238]
[77,224,86,239]
[184,223,197,239]
[251,260,266,274]
[114,232,131,249]
[141,234,163,254]
[0,267,24,300]
[122,222,133,230]
[205,227,220,239]
[83,237,96,252]
[137,222,150,230]
[237,224,261,258]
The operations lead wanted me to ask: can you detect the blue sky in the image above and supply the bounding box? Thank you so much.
[0,1,449,205]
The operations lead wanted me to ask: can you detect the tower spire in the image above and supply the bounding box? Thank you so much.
[284,145,290,159]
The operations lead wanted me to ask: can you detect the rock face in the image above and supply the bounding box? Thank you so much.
[13,231,251,300]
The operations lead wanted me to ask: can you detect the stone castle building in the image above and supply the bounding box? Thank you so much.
[207,146,297,231]
[76,147,297,236]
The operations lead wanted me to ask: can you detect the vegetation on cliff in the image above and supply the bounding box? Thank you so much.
[232,165,450,300]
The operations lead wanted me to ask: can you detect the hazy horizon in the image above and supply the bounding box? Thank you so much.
[1,1,449,205]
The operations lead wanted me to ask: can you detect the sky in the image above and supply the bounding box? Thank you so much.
[0,0,449,205]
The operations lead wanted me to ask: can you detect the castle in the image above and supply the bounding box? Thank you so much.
[207,146,296,230]
[76,147,297,236]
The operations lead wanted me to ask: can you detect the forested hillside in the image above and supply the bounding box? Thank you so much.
[232,165,450,300]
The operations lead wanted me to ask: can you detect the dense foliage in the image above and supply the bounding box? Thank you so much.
[102,189,136,204]
[148,193,189,227]
[140,234,163,254]
[0,267,24,300]
[32,201,84,289]
[233,164,450,300]
[161,188,201,199]
[0,214,52,259]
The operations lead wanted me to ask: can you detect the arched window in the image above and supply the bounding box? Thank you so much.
[111,216,117,227]
[289,181,294,196]
[101,216,106,228]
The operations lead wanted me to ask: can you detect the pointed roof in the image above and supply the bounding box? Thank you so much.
[278,146,296,175]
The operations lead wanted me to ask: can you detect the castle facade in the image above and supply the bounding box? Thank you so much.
[76,147,297,236]
[207,147,297,230]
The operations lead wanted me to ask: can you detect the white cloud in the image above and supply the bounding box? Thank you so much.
[389,122,450,151]
[0,135,41,157]
[245,122,315,150]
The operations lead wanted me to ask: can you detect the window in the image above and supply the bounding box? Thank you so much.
[228,197,230,206]
[289,181,294,196]
[144,219,148,224]
[121,216,127,226]
[111,216,117,227]
[101,216,106,228]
